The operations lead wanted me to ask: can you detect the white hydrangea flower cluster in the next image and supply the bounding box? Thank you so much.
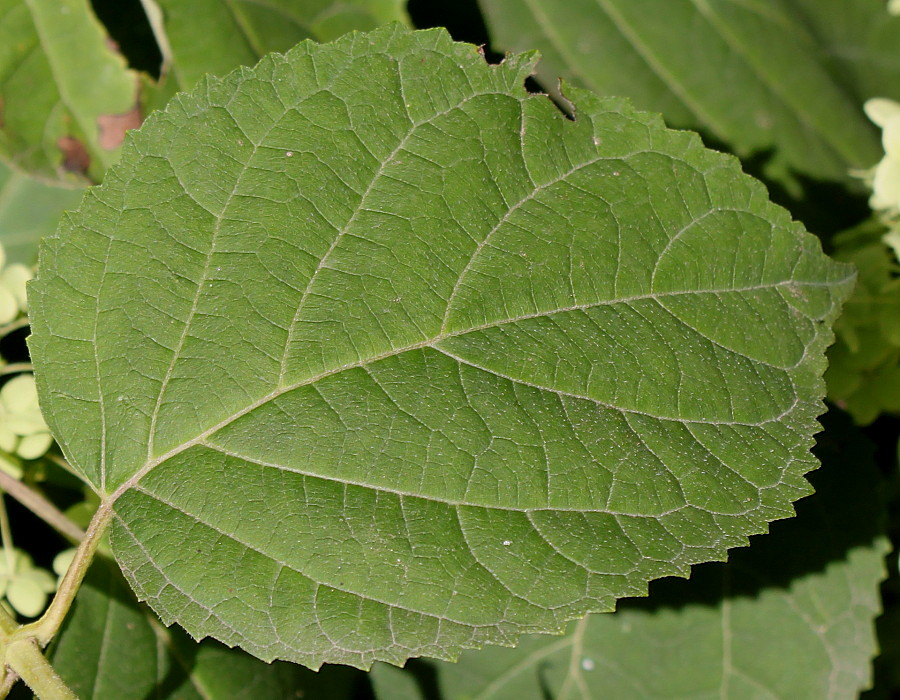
[0,243,52,477]
[890,0,900,16]
[0,245,31,326]
[0,548,57,618]
[863,97,900,261]
[0,242,68,619]
[0,375,52,467]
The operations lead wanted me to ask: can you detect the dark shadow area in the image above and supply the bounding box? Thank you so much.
[863,414,900,481]
[145,633,200,700]
[536,661,556,700]
[403,658,444,699]
[91,0,163,78]
[861,413,900,699]
[407,0,503,64]
[407,0,565,117]
[0,325,29,368]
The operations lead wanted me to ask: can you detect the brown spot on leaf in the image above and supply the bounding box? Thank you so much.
[57,136,90,174]
[97,105,142,150]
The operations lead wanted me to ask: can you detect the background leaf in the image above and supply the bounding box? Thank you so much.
[476,0,882,197]
[47,556,360,700]
[0,161,83,265]
[0,0,139,184]
[782,0,900,105]
[29,25,852,669]
[370,409,889,700]
[144,0,410,90]
[826,222,900,423]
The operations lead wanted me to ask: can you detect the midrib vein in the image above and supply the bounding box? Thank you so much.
[105,277,821,507]
[441,155,603,333]
[279,88,491,382]
[144,137,263,463]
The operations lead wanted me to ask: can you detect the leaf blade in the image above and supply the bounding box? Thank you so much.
[29,25,853,669]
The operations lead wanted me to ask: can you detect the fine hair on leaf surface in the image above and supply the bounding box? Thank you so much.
[28,24,853,670]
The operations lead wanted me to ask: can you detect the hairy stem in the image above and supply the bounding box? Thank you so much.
[0,666,19,699]
[5,638,75,700]
[0,471,84,544]
[15,503,112,647]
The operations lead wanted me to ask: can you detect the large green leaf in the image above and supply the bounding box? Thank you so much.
[0,0,139,184]
[370,409,889,699]
[144,0,410,90]
[0,161,83,265]
[49,557,359,699]
[29,25,852,669]
[476,0,881,194]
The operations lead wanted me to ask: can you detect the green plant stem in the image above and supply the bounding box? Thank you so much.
[0,471,84,544]
[0,605,16,637]
[0,363,32,377]
[5,638,75,700]
[15,503,112,647]
[0,667,19,699]
[0,495,14,576]
[0,318,29,339]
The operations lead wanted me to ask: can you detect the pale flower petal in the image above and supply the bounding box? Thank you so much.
[865,97,900,128]
[883,119,900,157]
[16,432,52,460]
[0,288,18,326]
[870,156,900,211]
[0,264,32,312]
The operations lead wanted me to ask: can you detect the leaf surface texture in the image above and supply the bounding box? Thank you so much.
[29,26,853,668]
[370,409,888,699]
